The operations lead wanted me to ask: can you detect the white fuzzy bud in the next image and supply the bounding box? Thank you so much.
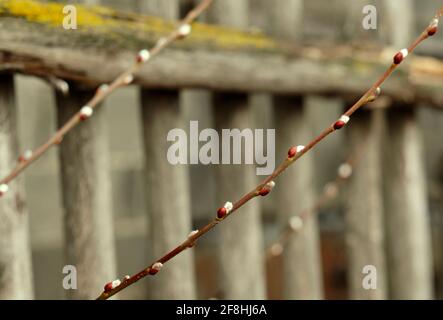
[23,150,33,160]
[152,262,163,271]
[338,163,353,179]
[123,275,130,280]
[111,279,121,289]
[289,216,303,231]
[224,201,233,213]
[266,181,276,190]
[400,48,409,59]
[339,115,350,124]
[0,184,9,195]
[137,49,151,63]
[80,106,93,118]
[97,84,109,94]
[123,74,134,85]
[375,87,381,96]
[296,145,305,153]
[188,230,199,238]
[430,18,439,28]
[178,24,192,37]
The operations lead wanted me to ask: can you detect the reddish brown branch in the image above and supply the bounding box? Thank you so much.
[266,144,366,259]
[96,7,443,300]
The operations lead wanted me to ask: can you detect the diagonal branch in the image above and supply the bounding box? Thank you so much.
[96,6,443,300]
[0,0,214,196]
[266,143,366,259]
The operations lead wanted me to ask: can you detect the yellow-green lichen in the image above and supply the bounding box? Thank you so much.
[0,0,278,51]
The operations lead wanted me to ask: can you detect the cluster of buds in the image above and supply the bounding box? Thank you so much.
[258,181,276,197]
[103,279,122,293]
[333,115,350,130]
[0,184,9,197]
[79,106,93,121]
[288,145,305,159]
[18,150,33,163]
[149,262,163,275]
[217,201,233,220]
[428,18,439,36]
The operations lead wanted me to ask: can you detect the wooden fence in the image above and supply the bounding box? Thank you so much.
[0,0,441,299]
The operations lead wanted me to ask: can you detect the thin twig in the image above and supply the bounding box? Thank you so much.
[0,0,214,194]
[96,7,443,300]
[266,143,366,259]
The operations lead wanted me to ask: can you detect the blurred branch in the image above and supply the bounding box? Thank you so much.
[266,144,365,259]
[96,6,443,300]
[2,1,443,104]
[0,0,213,193]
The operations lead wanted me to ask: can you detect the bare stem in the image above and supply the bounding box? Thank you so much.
[96,7,443,300]
[266,143,366,259]
[0,0,214,191]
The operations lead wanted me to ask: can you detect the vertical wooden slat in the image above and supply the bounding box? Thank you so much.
[208,0,266,299]
[56,86,116,299]
[0,74,34,299]
[381,0,433,300]
[213,93,266,299]
[344,109,387,299]
[140,90,196,299]
[267,0,323,299]
[384,107,433,299]
[138,0,179,20]
[383,0,414,47]
[139,0,196,299]
[274,96,324,299]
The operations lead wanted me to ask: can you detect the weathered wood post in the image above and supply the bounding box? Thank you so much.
[384,107,433,299]
[56,86,117,299]
[139,0,196,299]
[267,0,324,299]
[208,0,266,299]
[344,109,387,299]
[382,0,433,300]
[0,74,34,300]
[341,0,388,300]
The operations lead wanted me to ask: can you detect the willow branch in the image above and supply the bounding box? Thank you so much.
[0,0,214,196]
[95,7,443,300]
[266,143,366,259]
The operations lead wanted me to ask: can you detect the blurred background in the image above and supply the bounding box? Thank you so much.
[1,0,443,300]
